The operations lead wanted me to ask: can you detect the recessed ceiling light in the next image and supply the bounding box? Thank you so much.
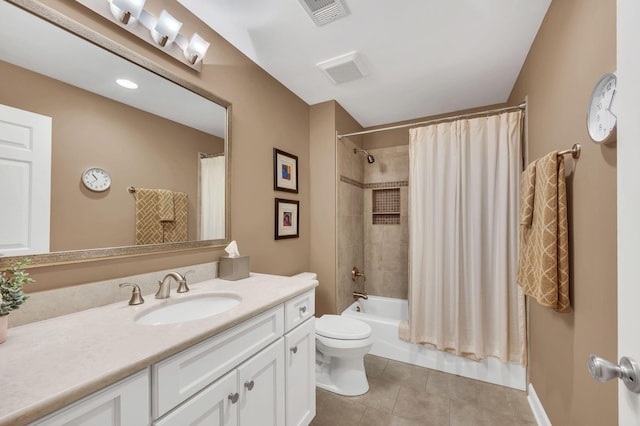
[116,78,138,89]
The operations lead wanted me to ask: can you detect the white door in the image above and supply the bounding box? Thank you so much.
[0,104,51,257]
[617,0,640,423]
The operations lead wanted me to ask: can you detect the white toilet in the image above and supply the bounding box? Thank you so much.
[315,314,373,396]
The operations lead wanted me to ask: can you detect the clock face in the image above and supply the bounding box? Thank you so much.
[587,72,617,144]
[82,168,111,192]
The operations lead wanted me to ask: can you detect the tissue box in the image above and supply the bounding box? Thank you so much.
[219,256,250,281]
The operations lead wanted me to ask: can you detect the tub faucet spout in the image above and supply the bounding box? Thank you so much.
[353,291,368,300]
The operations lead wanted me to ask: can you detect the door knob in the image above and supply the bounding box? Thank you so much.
[588,355,640,393]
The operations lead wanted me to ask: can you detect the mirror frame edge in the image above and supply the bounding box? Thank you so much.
[0,0,232,269]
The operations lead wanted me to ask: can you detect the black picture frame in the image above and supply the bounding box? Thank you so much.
[273,148,298,193]
[275,198,300,240]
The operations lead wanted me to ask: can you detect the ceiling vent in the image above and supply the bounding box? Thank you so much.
[317,52,368,85]
[298,0,349,26]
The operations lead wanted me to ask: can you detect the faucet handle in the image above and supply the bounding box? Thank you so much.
[177,270,194,294]
[119,283,144,305]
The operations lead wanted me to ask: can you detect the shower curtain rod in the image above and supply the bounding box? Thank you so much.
[337,102,526,139]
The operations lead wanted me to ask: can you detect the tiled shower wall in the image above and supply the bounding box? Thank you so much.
[364,146,409,299]
[336,137,364,314]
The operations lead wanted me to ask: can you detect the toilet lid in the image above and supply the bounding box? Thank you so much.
[315,315,371,340]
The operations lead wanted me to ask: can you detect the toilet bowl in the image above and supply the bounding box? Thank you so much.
[315,314,373,396]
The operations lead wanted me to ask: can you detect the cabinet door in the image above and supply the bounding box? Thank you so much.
[29,369,149,426]
[238,339,285,426]
[154,371,238,426]
[285,318,316,426]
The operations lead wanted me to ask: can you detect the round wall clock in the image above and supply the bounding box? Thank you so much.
[587,72,617,144]
[81,167,112,192]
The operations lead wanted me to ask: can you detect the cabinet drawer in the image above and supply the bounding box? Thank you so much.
[284,290,315,332]
[153,305,284,419]
[29,369,150,426]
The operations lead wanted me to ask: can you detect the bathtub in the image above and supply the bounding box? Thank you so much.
[342,295,526,390]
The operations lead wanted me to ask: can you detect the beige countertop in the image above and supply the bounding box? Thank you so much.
[0,273,318,426]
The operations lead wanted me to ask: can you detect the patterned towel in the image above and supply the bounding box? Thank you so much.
[158,189,175,222]
[163,192,188,243]
[135,189,188,244]
[520,161,536,226]
[516,152,570,313]
[135,188,163,245]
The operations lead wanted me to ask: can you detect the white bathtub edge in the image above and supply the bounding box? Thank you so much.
[527,383,552,426]
[343,296,527,391]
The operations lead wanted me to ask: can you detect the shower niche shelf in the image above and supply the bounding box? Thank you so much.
[372,188,400,225]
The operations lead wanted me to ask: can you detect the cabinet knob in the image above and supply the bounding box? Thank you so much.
[299,306,307,314]
[290,346,298,354]
[244,380,255,391]
[228,392,239,404]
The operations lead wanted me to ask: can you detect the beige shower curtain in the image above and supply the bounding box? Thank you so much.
[406,110,526,364]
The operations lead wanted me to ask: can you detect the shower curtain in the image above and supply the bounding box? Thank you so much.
[199,155,225,240]
[407,111,526,364]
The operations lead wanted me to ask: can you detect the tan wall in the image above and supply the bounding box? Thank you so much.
[309,101,363,316]
[508,0,618,425]
[0,61,223,251]
[17,0,310,292]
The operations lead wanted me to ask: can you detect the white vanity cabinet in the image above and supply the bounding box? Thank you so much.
[284,291,316,426]
[285,317,315,426]
[25,288,316,426]
[154,339,285,426]
[28,369,150,426]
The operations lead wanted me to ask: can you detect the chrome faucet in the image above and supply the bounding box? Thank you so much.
[353,291,368,300]
[155,272,189,299]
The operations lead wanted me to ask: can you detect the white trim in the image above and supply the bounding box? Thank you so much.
[527,383,552,426]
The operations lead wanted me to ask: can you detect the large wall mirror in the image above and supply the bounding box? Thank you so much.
[0,0,231,267]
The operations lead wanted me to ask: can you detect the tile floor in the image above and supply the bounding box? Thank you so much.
[311,355,537,426]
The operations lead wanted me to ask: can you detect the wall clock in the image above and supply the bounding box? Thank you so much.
[587,72,617,144]
[81,167,111,192]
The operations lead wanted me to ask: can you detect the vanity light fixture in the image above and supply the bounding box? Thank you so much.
[116,78,138,89]
[183,33,210,65]
[152,10,182,47]
[76,1,211,71]
[109,0,145,25]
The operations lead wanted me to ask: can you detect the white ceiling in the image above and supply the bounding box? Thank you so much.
[178,0,551,128]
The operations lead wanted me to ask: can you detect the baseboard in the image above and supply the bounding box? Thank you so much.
[527,383,552,426]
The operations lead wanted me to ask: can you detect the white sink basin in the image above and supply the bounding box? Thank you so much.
[135,294,241,325]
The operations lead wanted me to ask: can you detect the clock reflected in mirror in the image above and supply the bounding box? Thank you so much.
[81,167,112,192]
[587,72,617,144]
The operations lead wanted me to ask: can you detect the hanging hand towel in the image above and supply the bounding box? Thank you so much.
[516,152,570,313]
[158,189,175,222]
[163,191,188,243]
[135,188,163,245]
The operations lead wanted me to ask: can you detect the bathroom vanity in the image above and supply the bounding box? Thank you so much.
[0,274,317,426]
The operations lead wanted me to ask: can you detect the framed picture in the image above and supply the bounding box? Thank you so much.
[273,148,298,193]
[275,198,299,239]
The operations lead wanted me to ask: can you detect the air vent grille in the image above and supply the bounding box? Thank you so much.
[298,0,349,26]
[317,52,368,84]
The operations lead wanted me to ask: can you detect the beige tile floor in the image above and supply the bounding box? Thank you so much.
[311,355,537,426]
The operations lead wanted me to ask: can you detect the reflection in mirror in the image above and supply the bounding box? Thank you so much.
[0,1,230,266]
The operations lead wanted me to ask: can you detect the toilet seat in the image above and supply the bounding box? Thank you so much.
[315,315,371,340]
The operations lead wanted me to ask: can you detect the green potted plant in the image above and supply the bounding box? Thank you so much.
[0,258,34,343]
